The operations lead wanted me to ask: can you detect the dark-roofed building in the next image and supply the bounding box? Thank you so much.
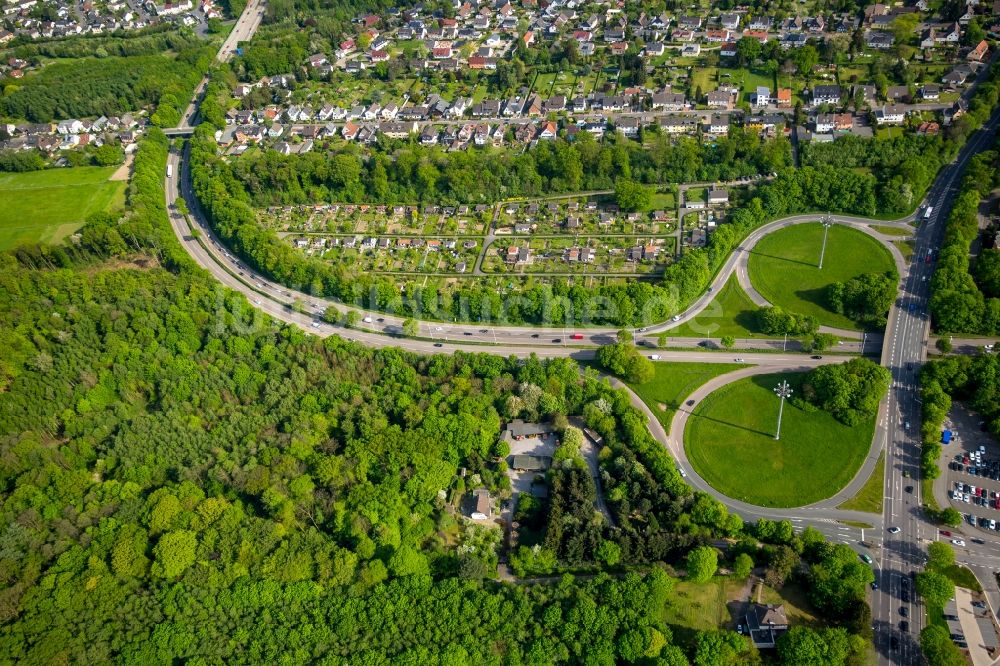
[511,454,552,471]
[470,488,492,520]
[505,420,555,440]
[745,603,789,648]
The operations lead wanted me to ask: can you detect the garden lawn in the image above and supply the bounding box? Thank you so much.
[629,361,744,427]
[685,372,875,507]
[748,222,896,331]
[0,166,126,250]
[660,577,743,633]
[837,451,884,514]
[671,275,767,339]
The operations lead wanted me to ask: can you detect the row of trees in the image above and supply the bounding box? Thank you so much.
[930,146,1000,334]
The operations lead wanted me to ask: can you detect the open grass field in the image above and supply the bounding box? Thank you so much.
[629,361,744,426]
[0,166,126,250]
[748,223,896,331]
[661,577,743,634]
[685,372,875,507]
[660,576,822,641]
[672,275,767,339]
[837,451,885,514]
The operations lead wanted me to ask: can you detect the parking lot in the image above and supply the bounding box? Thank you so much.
[942,403,1000,536]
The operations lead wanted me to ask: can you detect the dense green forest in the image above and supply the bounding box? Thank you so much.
[0,45,213,125]
[0,250,873,665]
[929,144,1000,335]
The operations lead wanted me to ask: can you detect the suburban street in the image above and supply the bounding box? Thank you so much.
[162,4,1000,661]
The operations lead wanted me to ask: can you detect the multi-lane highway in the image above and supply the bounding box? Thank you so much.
[868,101,1000,664]
[163,6,1000,660]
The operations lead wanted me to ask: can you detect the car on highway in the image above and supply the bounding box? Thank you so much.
[433,343,443,348]
[951,539,966,546]
[888,526,901,534]
[552,338,562,343]
[463,332,472,336]
[531,333,540,338]
[650,354,661,360]
[811,355,822,359]
[672,315,681,322]
[687,399,696,406]
[734,357,744,362]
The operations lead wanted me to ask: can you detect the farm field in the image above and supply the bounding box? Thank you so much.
[0,166,127,250]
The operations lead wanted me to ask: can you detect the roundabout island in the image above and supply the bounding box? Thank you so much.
[683,371,877,509]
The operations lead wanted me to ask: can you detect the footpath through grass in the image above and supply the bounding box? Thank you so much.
[837,451,884,514]
[0,166,126,250]
[628,361,744,427]
[748,223,896,331]
[671,275,769,339]
[685,372,875,508]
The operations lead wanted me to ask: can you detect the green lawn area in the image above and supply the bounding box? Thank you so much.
[661,576,744,633]
[893,240,915,261]
[690,67,718,96]
[685,372,875,507]
[0,166,127,250]
[660,577,821,638]
[748,223,897,331]
[628,361,744,427]
[837,451,884,514]
[671,275,768,339]
[648,191,676,211]
[685,187,707,204]
[871,225,911,236]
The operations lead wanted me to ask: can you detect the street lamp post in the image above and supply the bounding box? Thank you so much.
[818,213,834,269]
[774,380,793,440]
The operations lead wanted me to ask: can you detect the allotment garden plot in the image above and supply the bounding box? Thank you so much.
[270,195,681,277]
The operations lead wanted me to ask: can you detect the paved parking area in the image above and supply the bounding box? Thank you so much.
[942,404,1000,537]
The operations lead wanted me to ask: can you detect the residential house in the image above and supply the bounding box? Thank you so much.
[920,84,941,100]
[776,88,792,108]
[720,42,738,57]
[658,115,698,133]
[875,104,906,124]
[616,116,641,137]
[815,113,835,133]
[968,39,989,62]
[865,30,894,49]
[706,90,734,109]
[752,86,770,107]
[745,604,789,648]
[812,84,842,105]
[705,114,730,135]
[708,188,729,205]
[651,90,686,111]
